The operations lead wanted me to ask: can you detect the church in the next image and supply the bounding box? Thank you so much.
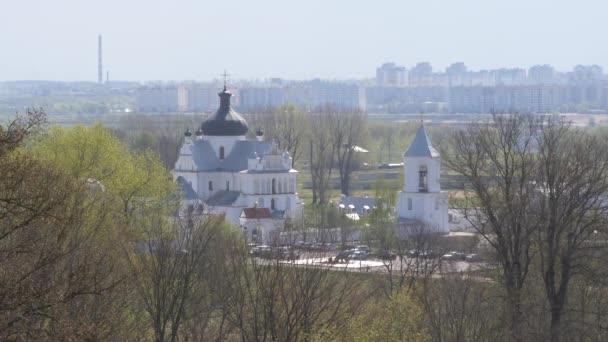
[396,123,449,234]
[173,85,303,243]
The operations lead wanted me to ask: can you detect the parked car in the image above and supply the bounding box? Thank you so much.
[355,245,370,253]
[351,250,368,260]
[465,254,482,262]
[441,251,467,261]
[323,243,337,251]
[255,246,273,258]
[335,249,354,262]
[419,250,439,259]
[278,246,300,260]
[407,250,420,258]
[378,250,397,260]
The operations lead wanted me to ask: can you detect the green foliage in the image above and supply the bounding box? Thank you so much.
[29,123,176,222]
[336,290,429,342]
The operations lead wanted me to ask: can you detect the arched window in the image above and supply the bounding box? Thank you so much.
[278,180,283,194]
[271,198,276,210]
[219,146,225,160]
[258,197,265,207]
[419,165,428,192]
[226,181,230,191]
[408,198,412,210]
[272,178,276,194]
[208,181,213,191]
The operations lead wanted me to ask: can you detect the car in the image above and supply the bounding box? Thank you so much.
[310,243,323,251]
[466,254,482,262]
[322,243,337,251]
[351,250,368,260]
[335,249,354,262]
[277,246,300,260]
[441,251,466,261]
[255,246,273,258]
[378,250,397,260]
[355,245,370,253]
[419,250,439,259]
[407,250,420,258]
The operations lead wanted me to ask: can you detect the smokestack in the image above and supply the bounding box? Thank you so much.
[98,35,103,84]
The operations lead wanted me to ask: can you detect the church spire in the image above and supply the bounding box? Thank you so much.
[403,123,439,158]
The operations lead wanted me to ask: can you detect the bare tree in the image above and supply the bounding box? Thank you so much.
[124,205,225,342]
[220,234,369,341]
[533,118,608,341]
[330,111,367,196]
[308,112,337,204]
[444,114,539,341]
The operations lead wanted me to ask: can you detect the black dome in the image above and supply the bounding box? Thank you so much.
[201,87,248,136]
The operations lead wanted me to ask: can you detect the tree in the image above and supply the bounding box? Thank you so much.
[533,118,608,341]
[219,228,369,342]
[125,205,226,342]
[444,114,539,341]
[308,112,337,204]
[29,123,176,224]
[0,110,139,340]
[331,111,367,196]
[340,289,429,342]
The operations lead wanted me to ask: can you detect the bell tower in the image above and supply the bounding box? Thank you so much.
[396,123,448,233]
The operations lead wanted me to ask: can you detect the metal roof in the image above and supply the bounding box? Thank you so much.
[206,190,241,206]
[190,139,271,172]
[403,124,439,158]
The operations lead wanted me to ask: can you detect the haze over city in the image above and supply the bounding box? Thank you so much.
[1,0,606,81]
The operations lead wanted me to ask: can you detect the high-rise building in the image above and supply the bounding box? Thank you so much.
[376,62,407,86]
[528,65,556,84]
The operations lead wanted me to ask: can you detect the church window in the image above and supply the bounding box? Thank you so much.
[219,146,225,160]
[278,180,283,193]
[226,181,230,191]
[419,165,428,192]
[272,178,277,194]
[408,198,412,210]
[208,181,213,191]
[271,198,276,210]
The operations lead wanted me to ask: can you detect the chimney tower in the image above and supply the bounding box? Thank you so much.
[98,35,103,84]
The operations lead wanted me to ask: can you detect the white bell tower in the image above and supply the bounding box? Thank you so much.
[396,123,449,233]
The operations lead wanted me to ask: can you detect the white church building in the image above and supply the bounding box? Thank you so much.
[396,123,449,234]
[173,85,302,242]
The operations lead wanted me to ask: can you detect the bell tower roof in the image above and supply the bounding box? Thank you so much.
[403,124,439,158]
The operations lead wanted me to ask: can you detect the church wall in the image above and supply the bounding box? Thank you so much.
[197,172,239,200]
[396,191,449,233]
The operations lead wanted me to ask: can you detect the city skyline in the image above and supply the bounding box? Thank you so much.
[1,0,607,81]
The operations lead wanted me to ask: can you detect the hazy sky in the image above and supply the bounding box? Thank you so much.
[1,0,605,81]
